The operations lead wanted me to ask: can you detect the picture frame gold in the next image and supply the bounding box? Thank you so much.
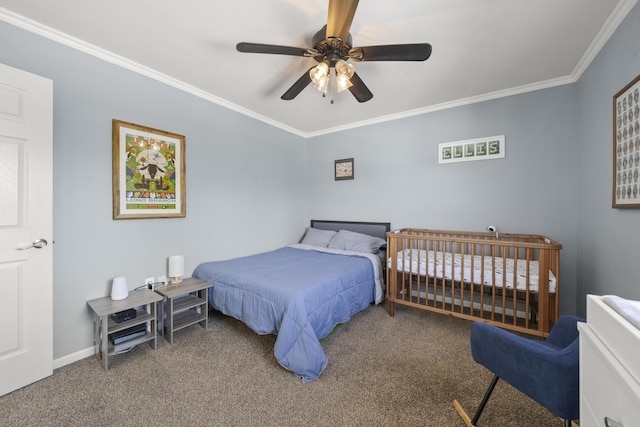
[112,119,186,219]
[335,158,354,180]
[612,74,640,208]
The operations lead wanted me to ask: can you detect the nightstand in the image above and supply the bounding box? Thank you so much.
[154,277,212,344]
[87,288,163,371]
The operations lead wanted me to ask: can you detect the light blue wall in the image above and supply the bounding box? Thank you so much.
[306,2,640,318]
[306,86,580,315]
[576,3,640,311]
[1,2,638,361]
[0,22,307,359]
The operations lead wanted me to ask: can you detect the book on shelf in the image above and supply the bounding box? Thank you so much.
[111,333,150,353]
[110,323,147,345]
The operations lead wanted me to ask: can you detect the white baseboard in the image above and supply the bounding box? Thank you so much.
[53,346,94,370]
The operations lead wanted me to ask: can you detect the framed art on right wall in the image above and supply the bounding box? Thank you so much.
[613,74,640,208]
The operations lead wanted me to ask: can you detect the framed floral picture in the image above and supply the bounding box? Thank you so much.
[612,74,640,208]
[112,119,186,219]
[335,158,354,180]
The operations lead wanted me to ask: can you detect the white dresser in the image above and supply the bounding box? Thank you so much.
[578,295,640,427]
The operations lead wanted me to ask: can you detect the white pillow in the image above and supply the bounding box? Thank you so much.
[327,229,387,253]
[300,227,337,247]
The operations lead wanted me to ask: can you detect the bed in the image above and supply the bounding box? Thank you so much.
[386,228,562,337]
[192,220,390,382]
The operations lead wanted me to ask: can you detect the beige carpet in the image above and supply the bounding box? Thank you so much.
[0,303,563,426]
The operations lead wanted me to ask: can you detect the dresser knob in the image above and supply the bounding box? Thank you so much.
[605,416,624,427]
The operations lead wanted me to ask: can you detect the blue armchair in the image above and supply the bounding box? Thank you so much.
[453,315,584,427]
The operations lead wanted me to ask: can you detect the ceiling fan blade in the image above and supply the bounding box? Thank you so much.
[326,0,359,42]
[281,68,314,100]
[348,71,373,103]
[237,42,313,57]
[350,43,432,61]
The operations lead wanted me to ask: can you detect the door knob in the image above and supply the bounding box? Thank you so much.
[17,238,48,250]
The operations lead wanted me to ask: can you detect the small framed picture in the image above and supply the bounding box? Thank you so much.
[335,158,354,180]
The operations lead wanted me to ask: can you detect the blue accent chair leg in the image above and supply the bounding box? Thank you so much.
[471,374,499,425]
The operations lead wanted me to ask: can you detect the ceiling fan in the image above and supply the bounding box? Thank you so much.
[236,0,432,103]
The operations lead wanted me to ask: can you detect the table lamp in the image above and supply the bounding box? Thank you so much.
[168,255,184,284]
[111,276,129,300]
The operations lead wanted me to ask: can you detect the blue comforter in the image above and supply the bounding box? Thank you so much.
[192,245,379,382]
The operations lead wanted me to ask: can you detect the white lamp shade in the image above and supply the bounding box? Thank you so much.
[111,276,129,300]
[168,255,185,284]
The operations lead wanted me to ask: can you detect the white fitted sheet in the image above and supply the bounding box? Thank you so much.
[391,249,556,293]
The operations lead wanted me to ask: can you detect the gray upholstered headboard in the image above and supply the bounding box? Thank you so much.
[310,220,391,241]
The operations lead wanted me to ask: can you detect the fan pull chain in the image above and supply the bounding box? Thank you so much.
[330,68,335,104]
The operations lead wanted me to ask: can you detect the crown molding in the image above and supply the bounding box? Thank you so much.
[2,0,636,139]
[0,7,308,138]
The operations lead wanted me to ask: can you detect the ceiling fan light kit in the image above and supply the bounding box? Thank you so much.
[310,62,330,93]
[335,60,355,92]
[236,0,432,103]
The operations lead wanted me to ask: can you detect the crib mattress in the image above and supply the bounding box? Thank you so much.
[392,249,556,293]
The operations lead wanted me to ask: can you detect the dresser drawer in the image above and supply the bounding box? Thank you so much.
[587,296,640,382]
[579,323,640,427]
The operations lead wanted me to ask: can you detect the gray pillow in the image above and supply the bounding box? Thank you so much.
[300,227,337,247]
[327,229,387,253]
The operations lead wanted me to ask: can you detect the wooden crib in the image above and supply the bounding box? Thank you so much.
[386,228,562,337]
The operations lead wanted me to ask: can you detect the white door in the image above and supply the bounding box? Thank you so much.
[0,62,53,396]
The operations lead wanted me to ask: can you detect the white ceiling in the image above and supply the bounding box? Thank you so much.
[0,0,636,137]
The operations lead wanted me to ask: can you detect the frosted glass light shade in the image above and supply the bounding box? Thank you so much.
[335,60,354,92]
[309,62,329,93]
[111,276,129,300]
[168,255,185,284]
